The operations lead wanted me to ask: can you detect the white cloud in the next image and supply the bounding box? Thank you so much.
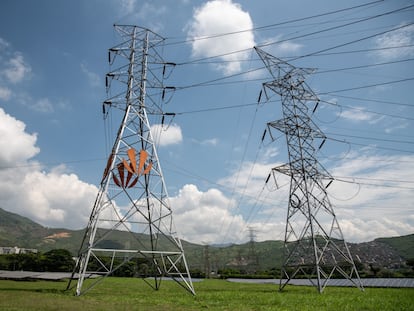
[15,168,97,228]
[327,152,414,241]
[339,106,382,123]
[187,0,255,75]
[373,23,414,60]
[201,138,218,146]
[151,123,183,146]
[200,149,414,243]
[0,108,98,229]
[191,137,219,146]
[0,108,39,166]
[0,37,10,51]
[3,52,31,83]
[32,98,54,113]
[260,35,303,57]
[0,86,11,100]
[385,121,409,134]
[170,184,245,243]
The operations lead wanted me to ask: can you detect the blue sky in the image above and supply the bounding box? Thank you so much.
[0,0,413,244]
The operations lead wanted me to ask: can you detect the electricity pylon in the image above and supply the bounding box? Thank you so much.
[247,226,259,273]
[255,47,363,293]
[67,25,195,296]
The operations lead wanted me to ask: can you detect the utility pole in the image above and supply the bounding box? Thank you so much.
[255,47,363,293]
[67,25,194,296]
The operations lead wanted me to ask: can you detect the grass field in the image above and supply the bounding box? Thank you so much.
[0,278,413,311]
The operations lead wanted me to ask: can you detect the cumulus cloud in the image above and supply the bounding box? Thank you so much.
[325,152,414,241]
[170,184,246,243]
[0,108,97,229]
[151,123,183,146]
[0,108,39,166]
[372,23,414,60]
[187,0,255,75]
[203,148,414,243]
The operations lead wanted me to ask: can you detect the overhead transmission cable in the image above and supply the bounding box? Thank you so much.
[174,58,414,93]
[173,22,414,92]
[257,4,414,49]
[327,137,414,154]
[166,0,384,48]
[182,43,414,65]
[325,132,414,145]
[288,21,414,62]
[172,3,413,67]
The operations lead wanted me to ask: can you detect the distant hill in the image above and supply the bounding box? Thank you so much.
[0,207,412,272]
[375,234,414,260]
[0,207,84,254]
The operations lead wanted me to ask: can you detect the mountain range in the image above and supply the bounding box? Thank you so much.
[0,207,412,272]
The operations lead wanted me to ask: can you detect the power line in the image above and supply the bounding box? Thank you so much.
[315,58,414,75]
[289,43,414,58]
[321,77,414,94]
[174,102,260,115]
[290,21,414,61]
[177,44,414,65]
[326,132,414,145]
[174,20,414,92]
[166,0,384,47]
[171,94,411,122]
[258,4,414,49]
[175,2,409,66]
[335,175,414,184]
[333,177,414,190]
[174,58,414,97]
[325,124,414,139]
[327,137,414,154]
[322,93,413,108]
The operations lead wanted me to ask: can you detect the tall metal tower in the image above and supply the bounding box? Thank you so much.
[67,25,195,296]
[247,226,259,273]
[255,47,363,293]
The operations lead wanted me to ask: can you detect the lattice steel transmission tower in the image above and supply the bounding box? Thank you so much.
[255,47,363,293]
[67,25,195,296]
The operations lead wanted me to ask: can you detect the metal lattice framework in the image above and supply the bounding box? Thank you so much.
[255,47,363,293]
[67,25,195,296]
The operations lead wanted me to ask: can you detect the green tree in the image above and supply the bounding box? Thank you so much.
[42,249,74,272]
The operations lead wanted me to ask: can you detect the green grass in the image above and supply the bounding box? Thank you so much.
[0,278,413,310]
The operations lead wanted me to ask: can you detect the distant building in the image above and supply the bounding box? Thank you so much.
[0,246,38,255]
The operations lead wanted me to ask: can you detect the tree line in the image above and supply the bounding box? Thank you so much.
[1,249,413,279]
[0,249,74,272]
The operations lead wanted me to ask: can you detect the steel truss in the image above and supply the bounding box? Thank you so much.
[255,47,363,293]
[67,25,195,296]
